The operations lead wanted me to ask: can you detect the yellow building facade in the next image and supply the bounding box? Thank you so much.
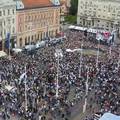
[16,0,60,47]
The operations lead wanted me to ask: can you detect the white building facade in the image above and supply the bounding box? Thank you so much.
[0,0,16,50]
[77,0,120,33]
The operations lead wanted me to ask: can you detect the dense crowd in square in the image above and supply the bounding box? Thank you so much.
[0,30,120,120]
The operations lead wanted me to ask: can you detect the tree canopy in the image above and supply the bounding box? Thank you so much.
[69,0,78,15]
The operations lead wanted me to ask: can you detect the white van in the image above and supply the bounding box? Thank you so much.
[36,41,46,49]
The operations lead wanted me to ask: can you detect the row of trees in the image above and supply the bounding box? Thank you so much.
[64,0,78,24]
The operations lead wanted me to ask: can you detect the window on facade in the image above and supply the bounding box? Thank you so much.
[12,27,15,34]
[111,23,113,28]
[117,14,120,17]
[41,33,42,39]
[113,9,115,13]
[4,21,5,26]
[92,20,94,26]
[85,5,87,9]
[112,14,115,16]
[0,11,2,16]
[19,26,22,32]
[32,35,33,40]
[83,19,85,26]
[56,29,58,34]
[29,16,30,21]
[4,29,6,36]
[28,36,30,43]
[19,38,22,47]
[25,37,27,45]
[25,16,27,22]
[13,9,15,14]
[3,10,5,16]
[1,31,2,36]
[8,19,10,24]
[8,9,10,15]
[0,21,2,27]
[38,34,39,39]
[12,19,14,24]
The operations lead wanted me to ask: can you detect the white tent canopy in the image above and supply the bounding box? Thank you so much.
[99,113,120,120]
[0,51,7,57]
[12,48,22,53]
[5,85,14,91]
[74,26,87,31]
[66,48,82,53]
[68,25,110,34]
[68,25,76,29]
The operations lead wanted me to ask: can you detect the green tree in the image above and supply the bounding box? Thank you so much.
[69,0,78,15]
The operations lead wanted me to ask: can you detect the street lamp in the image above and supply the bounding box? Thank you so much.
[24,65,27,112]
[79,41,83,78]
[55,49,63,98]
[96,38,100,70]
[83,65,89,113]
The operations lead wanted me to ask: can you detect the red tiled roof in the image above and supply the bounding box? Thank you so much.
[22,0,54,9]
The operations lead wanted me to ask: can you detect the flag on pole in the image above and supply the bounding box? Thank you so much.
[19,72,27,84]
[5,33,10,49]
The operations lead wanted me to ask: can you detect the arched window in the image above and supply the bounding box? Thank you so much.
[19,38,22,47]
[28,36,30,44]
[38,34,39,40]
[56,29,58,34]
[25,37,27,45]
[32,35,33,41]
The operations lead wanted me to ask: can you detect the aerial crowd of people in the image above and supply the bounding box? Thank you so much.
[0,29,120,120]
